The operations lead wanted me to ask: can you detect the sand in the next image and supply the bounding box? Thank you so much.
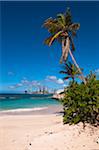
[0,107,99,150]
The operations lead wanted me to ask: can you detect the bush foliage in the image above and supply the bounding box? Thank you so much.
[62,73,99,126]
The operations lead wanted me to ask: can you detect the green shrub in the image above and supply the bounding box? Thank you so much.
[62,73,99,126]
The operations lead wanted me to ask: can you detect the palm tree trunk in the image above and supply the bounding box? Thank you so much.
[61,38,86,84]
[60,38,70,63]
[60,39,65,63]
[68,48,86,84]
[64,37,70,60]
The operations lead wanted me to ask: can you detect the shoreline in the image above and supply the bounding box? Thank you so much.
[0,107,48,113]
[0,105,63,116]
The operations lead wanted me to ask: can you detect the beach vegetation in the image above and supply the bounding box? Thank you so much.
[62,72,99,127]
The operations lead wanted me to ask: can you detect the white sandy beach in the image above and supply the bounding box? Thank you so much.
[0,109,99,150]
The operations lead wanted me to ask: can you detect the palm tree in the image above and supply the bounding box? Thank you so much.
[43,8,86,84]
[59,61,82,82]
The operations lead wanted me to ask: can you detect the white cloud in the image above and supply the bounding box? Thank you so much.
[31,80,41,87]
[95,69,99,75]
[8,76,68,91]
[8,85,16,89]
[21,79,30,85]
[8,79,41,90]
[56,78,64,84]
[95,69,99,78]
[15,83,23,87]
[47,76,57,80]
[46,75,64,85]
[62,84,68,87]
[8,83,23,89]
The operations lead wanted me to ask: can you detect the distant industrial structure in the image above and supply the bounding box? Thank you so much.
[24,86,54,94]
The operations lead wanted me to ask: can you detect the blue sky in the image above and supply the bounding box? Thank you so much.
[0,1,99,93]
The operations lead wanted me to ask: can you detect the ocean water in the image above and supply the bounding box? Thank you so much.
[0,94,60,111]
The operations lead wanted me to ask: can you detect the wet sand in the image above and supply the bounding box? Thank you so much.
[0,105,63,116]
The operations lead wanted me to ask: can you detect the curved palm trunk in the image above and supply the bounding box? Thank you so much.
[64,37,70,60]
[61,38,86,84]
[68,48,86,84]
[60,37,70,63]
[60,39,65,63]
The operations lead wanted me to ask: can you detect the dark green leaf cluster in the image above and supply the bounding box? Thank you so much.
[62,73,99,126]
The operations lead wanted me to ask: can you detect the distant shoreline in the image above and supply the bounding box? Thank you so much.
[0,93,53,99]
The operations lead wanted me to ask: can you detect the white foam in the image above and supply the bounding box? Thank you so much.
[0,107,48,113]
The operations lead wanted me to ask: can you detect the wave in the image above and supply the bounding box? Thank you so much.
[0,107,48,113]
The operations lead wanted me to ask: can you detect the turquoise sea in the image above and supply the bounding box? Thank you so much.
[0,94,60,111]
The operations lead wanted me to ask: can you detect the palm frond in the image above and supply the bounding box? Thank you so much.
[44,36,53,45]
[59,61,83,81]
[57,13,66,28]
[43,17,55,28]
[71,30,77,37]
[63,76,70,80]
[49,31,62,46]
[44,31,62,46]
[43,17,60,34]
[69,23,80,31]
[65,65,72,75]
[65,8,72,26]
